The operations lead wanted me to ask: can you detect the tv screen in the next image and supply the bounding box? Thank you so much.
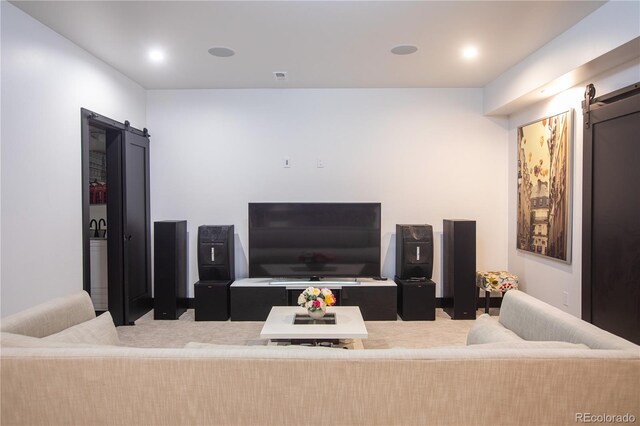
[249,203,381,278]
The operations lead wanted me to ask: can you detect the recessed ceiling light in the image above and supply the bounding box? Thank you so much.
[391,45,418,55]
[462,46,479,59]
[208,47,235,58]
[148,49,165,63]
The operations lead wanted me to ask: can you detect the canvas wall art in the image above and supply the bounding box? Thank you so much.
[517,110,572,263]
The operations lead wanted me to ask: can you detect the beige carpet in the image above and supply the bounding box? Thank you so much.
[117,308,497,349]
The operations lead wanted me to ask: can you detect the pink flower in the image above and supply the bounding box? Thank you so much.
[312,300,320,308]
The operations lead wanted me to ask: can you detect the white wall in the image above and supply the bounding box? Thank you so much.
[0,2,147,316]
[9,0,631,315]
[507,58,640,317]
[147,88,509,297]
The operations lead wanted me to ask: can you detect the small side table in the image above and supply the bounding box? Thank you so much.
[475,271,518,314]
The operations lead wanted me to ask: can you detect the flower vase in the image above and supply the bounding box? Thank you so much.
[307,305,326,320]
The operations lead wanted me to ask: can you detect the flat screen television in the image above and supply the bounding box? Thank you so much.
[248,202,381,279]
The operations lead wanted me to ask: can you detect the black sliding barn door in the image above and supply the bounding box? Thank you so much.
[122,129,152,324]
[583,83,640,344]
[82,108,152,326]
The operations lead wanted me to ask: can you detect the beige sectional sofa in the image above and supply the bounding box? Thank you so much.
[1,290,638,426]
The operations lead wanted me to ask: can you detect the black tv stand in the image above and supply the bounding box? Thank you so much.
[230,278,397,321]
[270,277,360,284]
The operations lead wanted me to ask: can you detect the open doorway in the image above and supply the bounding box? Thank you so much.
[88,125,108,312]
[81,108,152,326]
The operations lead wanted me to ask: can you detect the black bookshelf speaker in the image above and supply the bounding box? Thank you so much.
[198,225,235,281]
[443,219,476,320]
[396,224,434,280]
[154,220,188,320]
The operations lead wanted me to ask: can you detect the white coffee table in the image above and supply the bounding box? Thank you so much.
[260,306,368,345]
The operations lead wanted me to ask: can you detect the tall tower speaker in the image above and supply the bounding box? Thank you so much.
[443,219,476,320]
[198,225,235,281]
[154,220,188,320]
[396,224,433,280]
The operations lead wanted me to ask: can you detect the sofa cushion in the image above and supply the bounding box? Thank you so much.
[0,332,115,348]
[0,291,96,338]
[499,290,639,351]
[42,312,119,346]
[1,332,117,348]
[466,314,523,345]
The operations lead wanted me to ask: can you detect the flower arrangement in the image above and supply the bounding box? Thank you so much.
[297,287,336,312]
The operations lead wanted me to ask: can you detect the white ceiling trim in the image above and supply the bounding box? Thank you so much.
[483,1,640,116]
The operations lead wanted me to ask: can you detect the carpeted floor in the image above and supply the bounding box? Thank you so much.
[117,308,498,349]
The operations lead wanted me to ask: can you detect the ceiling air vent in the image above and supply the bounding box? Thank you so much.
[273,71,287,81]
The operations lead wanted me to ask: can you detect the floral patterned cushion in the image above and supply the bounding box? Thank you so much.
[476,271,519,292]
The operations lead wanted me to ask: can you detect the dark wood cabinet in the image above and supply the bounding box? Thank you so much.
[340,286,397,321]
[230,286,287,321]
[230,281,397,321]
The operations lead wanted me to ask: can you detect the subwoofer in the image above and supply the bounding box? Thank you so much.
[197,225,235,281]
[395,277,436,321]
[396,224,434,280]
[154,220,188,320]
[443,219,476,320]
[194,280,232,321]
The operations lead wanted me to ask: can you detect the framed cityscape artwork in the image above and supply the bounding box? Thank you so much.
[517,110,572,263]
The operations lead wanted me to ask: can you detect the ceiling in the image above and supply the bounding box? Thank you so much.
[11,1,606,90]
